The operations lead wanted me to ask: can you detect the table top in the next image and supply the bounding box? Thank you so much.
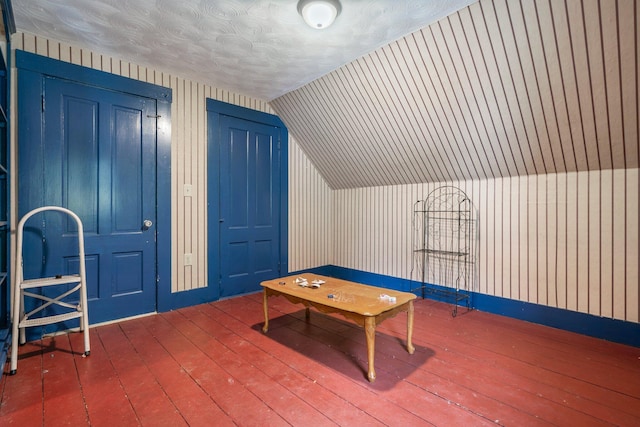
[261,274,416,316]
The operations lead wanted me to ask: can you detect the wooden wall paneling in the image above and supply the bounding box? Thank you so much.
[373,187,382,275]
[423,27,484,180]
[609,169,629,319]
[400,35,456,182]
[475,178,485,295]
[600,0,625,169]
[328,68,389,187]
[619,0,638,168]
[545,173,557,307]
[377,45,422,183]
[389,185,398,279]
[301,144,311,270]
[576,171,591,313]
[399,184,411,280]
[354,188,364,272]
[356,57,423,184]
[288,136,333,272]
[372,187,382,275]
[431,20,492,179]
[480,2,538,175]
[450,12,510,178]
[517,175,529,302]
[13,20,640,325]
[473,179,484,294]
[332,189,343,270]
[502,1,553,174]
[464,4,526,177]
[510,176,520,300]
[412,30,472,181]
[316,72,359,185]
[173,76,186,292]
[600,169,614,318]
[338,189,350,269]
[289,139,298,270]
[526,175,538,304]
[534,175,544,305]
[550,0,589,171]
[582,0,612,170]
[183,79,194,291]
[289,139,301,271]
[343,189,354,270]
[468,179,481,293]
[304,80,352,186]
[278,96,323,185]
[365,187,373,273]
[315,74,353,187]
[386,42,441,183]
[626,169,639,322]
[354,188,363,270]
[494,178,504,297]
[556,172,568,309]
[197,82,207,289]
[491,0,545,176]
[565,0,600,170]
[392,40,446,182]
[566,172,579,312]
[588,171,601,315]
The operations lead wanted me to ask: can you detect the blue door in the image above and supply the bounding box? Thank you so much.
[218,115,281,297]
[19,76,157,326]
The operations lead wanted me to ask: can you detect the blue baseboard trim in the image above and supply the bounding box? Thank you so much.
[291,265,640,348]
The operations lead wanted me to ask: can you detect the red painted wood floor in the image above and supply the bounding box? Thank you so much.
[1,293,639,426]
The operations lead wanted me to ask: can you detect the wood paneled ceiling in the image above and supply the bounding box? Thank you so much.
[271,0,639,189]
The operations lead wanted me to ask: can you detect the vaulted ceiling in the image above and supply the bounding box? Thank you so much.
[271,0,640,189]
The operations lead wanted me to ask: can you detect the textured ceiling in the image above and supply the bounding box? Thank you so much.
[272,0,640,189]
[12,0,476,101]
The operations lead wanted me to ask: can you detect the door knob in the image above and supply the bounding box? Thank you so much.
[143,219,153,230]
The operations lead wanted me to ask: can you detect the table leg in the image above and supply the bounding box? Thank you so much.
[407,300,415,354]
[262,289,269,333]
[365,316,376,382]
[305,307,310,322]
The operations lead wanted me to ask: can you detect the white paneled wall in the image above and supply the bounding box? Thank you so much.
[273,0,640,190]
[332,169,639,323]
[288,136,333,272]
[11,32,639,326]
[11,32,284,293]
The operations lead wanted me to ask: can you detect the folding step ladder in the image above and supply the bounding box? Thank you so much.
[10,206,90,374]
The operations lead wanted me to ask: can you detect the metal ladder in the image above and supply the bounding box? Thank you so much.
[10,206,90,374]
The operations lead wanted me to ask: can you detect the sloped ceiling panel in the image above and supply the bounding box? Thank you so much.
[271,0,639,189]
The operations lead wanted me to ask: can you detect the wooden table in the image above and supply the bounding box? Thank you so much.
[261,274,416,382]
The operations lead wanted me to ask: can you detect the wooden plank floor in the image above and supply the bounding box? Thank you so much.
[1,293,639,426]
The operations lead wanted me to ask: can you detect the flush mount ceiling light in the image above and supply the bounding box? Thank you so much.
[297,0,342,29]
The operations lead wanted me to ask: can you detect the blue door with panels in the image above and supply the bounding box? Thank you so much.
[19,76,158,327]
[218,115,282,297]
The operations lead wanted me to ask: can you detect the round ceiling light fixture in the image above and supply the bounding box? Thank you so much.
[297,0,342,29]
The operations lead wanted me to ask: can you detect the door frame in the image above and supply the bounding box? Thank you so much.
[15,50,174,315]
[206,99,288,301]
